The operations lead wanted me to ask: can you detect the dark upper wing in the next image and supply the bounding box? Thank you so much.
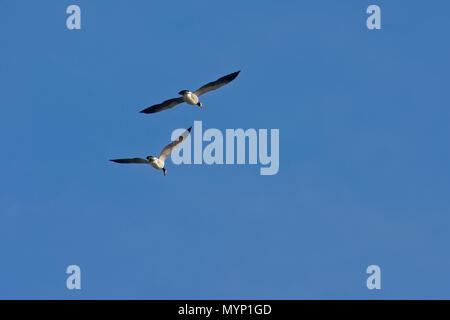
[110,158,149,164]
[158,126,192,161]
[194,71,240,97]
[139,97,184,114]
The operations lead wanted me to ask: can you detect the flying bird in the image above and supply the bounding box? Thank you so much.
[139,71,240,114]
[110,126,192,176]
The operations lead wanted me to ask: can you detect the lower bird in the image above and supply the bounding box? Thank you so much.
[139,70,240,114]
[110,126,192,176]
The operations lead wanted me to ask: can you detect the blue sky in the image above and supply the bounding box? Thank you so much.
[1,0,450,299]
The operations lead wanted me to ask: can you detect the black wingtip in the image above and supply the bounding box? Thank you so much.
[139,107,157,114]
[187,126,192,132]
[229,70,240,81]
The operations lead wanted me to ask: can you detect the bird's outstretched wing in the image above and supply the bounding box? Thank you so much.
[194,71,240,97]
[159,127,192,161]
[110,158,149,164]
[139,97,184,114]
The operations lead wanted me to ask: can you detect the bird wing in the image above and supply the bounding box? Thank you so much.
[193,71,240,97]
[110,158,149,164]
[139,97,184,114]
[158,127,192,161]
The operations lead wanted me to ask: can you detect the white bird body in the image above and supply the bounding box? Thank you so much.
[182,91,199,105]
[149,157,165,170]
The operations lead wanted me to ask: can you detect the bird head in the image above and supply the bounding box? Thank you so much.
[197,102,202,108]
[163,168,167,176]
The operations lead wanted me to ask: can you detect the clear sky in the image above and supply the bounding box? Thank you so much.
[1,0,450,299]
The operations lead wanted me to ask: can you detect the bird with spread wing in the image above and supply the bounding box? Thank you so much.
[110,126,192,176]
[139,71,240,114]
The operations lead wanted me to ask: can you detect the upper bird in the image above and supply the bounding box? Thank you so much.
[139,71,240,114]
[110,126,191,176]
